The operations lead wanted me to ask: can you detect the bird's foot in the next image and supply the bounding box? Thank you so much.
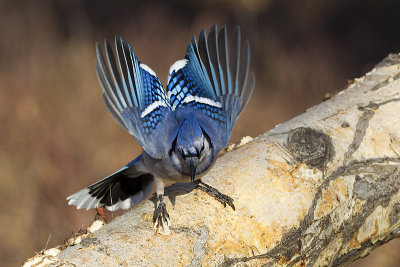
[153,194,171,235]
[195,180,235,210]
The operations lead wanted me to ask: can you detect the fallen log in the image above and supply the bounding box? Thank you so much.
[24,53,400,266]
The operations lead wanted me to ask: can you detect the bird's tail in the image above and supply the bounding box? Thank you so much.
[67,155,154,211]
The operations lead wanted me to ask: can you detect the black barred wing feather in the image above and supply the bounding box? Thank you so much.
[167,25,255,151]
[96,38,178,159]
[167,59,226,124]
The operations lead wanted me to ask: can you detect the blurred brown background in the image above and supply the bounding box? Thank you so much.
[1,0,400,265]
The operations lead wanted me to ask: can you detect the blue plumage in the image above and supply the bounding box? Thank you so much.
[67,25,255,234]
[167,65,227,125]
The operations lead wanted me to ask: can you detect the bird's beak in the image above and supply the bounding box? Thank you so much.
[185,157,198,182]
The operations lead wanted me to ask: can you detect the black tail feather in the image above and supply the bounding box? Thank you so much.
[67,163,155,211]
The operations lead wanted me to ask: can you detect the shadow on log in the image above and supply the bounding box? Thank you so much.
[24,54,400,266]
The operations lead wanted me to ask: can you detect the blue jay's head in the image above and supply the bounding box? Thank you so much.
[169,114,214,182]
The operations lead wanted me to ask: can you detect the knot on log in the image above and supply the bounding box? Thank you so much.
[286,127,334,170]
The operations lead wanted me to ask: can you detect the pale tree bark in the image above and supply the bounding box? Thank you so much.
[25,54,400,266]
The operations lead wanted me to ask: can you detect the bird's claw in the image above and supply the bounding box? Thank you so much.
[217,192,235,210]
[153,195,171,235]
[196,180,235,210]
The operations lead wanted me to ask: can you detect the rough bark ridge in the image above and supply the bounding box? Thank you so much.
[26,54,400,266]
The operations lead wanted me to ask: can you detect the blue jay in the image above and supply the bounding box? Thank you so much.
[67,25,255,234]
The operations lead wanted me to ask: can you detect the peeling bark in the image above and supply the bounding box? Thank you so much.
[24,54,400,266]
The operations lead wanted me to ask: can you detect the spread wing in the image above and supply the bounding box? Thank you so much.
[166,25,255,151]
[96,38,178,159]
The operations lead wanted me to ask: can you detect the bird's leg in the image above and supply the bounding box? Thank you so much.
[153,194,170,235]
[195,180,235,210]
[153,179,171,235]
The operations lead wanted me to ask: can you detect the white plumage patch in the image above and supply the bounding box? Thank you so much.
[140,63,157,77]
[105,198,132,211]
[166,91,174,101]
[140,100,169,118]
[67,187,133,211]
[67,188,100,210]
[167,59,188,84]
[181,95,222,108]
